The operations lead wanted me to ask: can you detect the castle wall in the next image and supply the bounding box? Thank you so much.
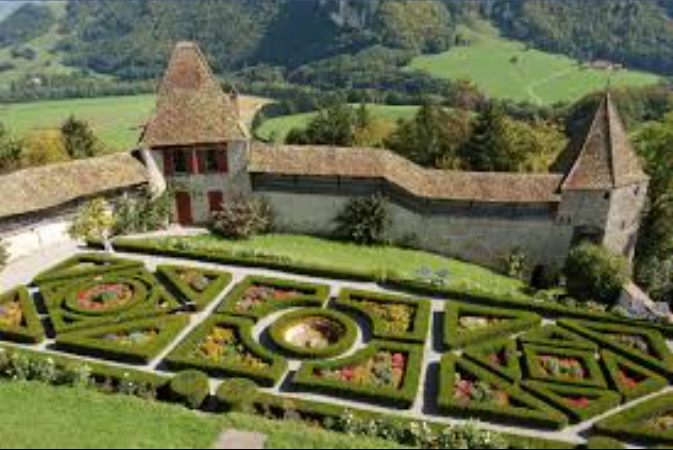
[253,175,574,271]
[604,182,649,259]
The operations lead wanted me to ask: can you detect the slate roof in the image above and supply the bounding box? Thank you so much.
[140,42,246,148]
[249,144,564,204]
[0,153,148,220]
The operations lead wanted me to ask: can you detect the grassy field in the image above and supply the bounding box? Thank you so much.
[408,24,660,106]
[0,94,269,151]
[0,381,406,449]
[256,104,419,142]
[138,233,526,296]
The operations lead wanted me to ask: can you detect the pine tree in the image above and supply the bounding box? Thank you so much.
[61,116,100,159]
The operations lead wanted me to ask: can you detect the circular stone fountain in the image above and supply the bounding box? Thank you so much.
[268,308,357,359]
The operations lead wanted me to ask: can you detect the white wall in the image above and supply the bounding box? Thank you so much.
[3,219,74,262]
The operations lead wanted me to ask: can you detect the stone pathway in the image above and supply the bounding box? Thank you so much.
[214,430,267,449]
[1,243,671,448]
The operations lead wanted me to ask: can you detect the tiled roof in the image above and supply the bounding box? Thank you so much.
[141,42,246,148]
[0,153,148,219]
[249,144,564,203]
[558,92,648,190]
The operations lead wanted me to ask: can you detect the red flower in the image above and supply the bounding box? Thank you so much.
[566,397,590,408]
[392,353,406,369]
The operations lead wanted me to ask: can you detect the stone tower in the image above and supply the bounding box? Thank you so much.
[555,92,650,260]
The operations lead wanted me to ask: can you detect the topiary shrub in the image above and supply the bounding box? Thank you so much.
[584,436,625,449]
[564,243,630,305]
[210,196,273,240]
[169,370,210,409]
[216,378,259,412]
[335,194,391,245]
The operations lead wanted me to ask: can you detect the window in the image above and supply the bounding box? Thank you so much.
[199,149,219,174]
[173,150,189,174]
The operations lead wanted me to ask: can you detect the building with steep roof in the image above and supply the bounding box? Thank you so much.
[140,42,649,271]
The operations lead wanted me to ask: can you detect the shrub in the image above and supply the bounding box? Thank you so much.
[335,194,391,245]
[564,244,630,305]
[113,188,173,236]
[531,264,562,290]
[169,370,210,409]
[210,195,273,240]
[216,378,259,412]
[503,248,527,280]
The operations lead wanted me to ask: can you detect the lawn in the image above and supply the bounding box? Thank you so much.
[256,104,419,142]
[407,24,660,106]
[135,233,526,296]
[0,381,406,449]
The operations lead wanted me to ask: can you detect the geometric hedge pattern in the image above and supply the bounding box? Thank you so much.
[0,252,671,441]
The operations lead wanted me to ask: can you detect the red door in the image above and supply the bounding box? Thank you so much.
[175,192,193,225]
[208,191,224,214]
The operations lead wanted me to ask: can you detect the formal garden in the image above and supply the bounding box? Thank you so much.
[0,248,671,449]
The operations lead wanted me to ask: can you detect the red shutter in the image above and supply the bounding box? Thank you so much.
[216,151,229,173]
[197,150,207,174]
[163,151,175,176]
[208,191,224,213]
[189,149,199,175]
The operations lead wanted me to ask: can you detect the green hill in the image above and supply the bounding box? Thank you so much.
[408,25,660,106]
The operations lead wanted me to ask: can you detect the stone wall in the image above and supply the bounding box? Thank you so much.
[253,175,575,271]
[604,182,649,259]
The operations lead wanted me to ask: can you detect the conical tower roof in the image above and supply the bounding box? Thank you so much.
[557,92,648,191]
[141,42,245,148]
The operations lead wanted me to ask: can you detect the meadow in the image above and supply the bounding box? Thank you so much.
[407,26,660,106]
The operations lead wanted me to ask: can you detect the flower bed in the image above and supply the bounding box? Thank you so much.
[437,354,568,429]
[54,315,189,364]
[268,308,357,359]
[464,338,522,382]
[594,392,673,445]
[334,288,431,343]
[293,340,423,408]
[559,319,673,377]
[217,276,329,320]
[444,302,541,349]
[39,268,182,334]
[522,381,621,423]
[600,350,668,401]
[156,265,232,311]
[523,344,607,388]
[0,287,44,344]
[520,325,598,351]
[165,315,287,387]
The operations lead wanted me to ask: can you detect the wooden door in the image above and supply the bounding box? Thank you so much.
[208,191,224,214]
[175,192,193,225]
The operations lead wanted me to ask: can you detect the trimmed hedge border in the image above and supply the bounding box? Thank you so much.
[293,340,424,409]
[334,288,431,343]
[33,253,144,286]
[463,337,522,382]
[601,350,669,402]
[216,275,330,320]
[559,319,673,378]
[593,391,673,446]
[39,268,183,334]
[268,308,358,359]
[169,369,210,409]
[54,314,189,365]
[0,287,45,344]
[520,324,598,351]
[522,344,607,389]
[164,315,287,387]
[444,301,541,349]
[437,354,568,429]
[102,239,673,338]
[156,265,232,311]
[522,381,622,423]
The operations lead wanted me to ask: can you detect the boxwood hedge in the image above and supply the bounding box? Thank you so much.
[444,301,541,349]
[522,344,607,389]
[600,350,668,402]
[54,314,189,364]
[164,315,287,387]
[268,308,358,359]
[522,381,621,423]
[437,354,568,429]
[39,268,183,334]
[334,288,431,343]
[156,265,232,311]
[593,391,673,445]
[33,253,143,286]
[0,287,44,344]
[216,275,329,320]
[463,337,522,382]
[292,340,423,409]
